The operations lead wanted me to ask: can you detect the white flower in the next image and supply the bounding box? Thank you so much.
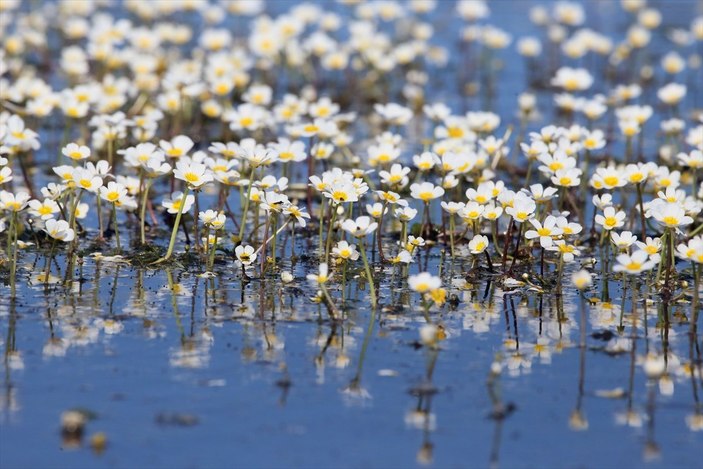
[410,182,444,202]
[657,83,686,105]
[332,241,359,261]
[394,206,418,222]
[173,161,214,188]
[162,191,195,214]
[571,270,592,290]
[341,216,378,238]
[0,191,30,212]
[44,219,75,242]
[613,250,659,274]
[611,231,637,251]
[27,198,60,220]
[307,263,330,284]
[551,67,593,91]
[235,244,257,266]
[648,202,693,229]
[525,215,563,248]
[99,181,128,205]
[408,272,441,293]
[61,143,91,161]
[469,235,489,254]
[283,204,310,227]
[199,210,226,230]
[159,135,194,158]
[595,207,626,231]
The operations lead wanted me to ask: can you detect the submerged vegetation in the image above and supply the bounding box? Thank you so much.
[0,0,702,466]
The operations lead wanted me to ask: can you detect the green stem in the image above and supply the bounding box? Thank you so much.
[43,239,56,284]
[154,186,190,263]
[96,193,104,240]
[271,215,277,270]
[319,283,339,321]
[9,212,17,298]
[449,214,455,258]
[325,205,337,264]
[636,183,647,241]
[140,179,153,245]
[237,166,256,241]
[208,231,218,271]
[360,238,377,307]
[112,203,120,251]
[318,198,326,257]
[377,202,388,262]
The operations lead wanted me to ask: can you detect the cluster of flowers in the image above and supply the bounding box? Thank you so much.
[0,0,701,316]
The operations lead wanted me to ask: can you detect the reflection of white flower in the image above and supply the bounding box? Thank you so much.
[686,413,703,431]
[615,409,644,428]
[43,338,68,358]
[6,351,24,370]
[341,382,372,404]
[569,410,588,431]
[169,339,210,369]
[405,409,436,431]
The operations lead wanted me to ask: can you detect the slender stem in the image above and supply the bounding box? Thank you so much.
[377,202,388,262]
[501,218,514,272]
[693,263,700,324]
[320,284,339,321]
[193,190,200,252]
[254,219,291,256]
[107,137,114,169]
[360,238,377,306]
[325,205,338,264]
[237,166,256,241]
[318,198,326,257]
[140,179,153,245]
[636,183,647,242]
[154,186,190,263]
[204,227,210,263]
[208,231,218,270]
[271,216,277,270]
[43,239,57,284]
[449,214,455,258]
[9,212,17,298]
[260,214,270,277]
[484,249,494,272]
[96,193,104,240]
[112,203,121,251]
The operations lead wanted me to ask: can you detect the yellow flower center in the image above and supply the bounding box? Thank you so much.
[604,176,619,186]
[564,78,579,90]
[331,190,347,202]
[184,172,199,183]
[447,127,464,138]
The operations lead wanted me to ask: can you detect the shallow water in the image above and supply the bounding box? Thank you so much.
[1,245,701,468]
[2,0,703,468]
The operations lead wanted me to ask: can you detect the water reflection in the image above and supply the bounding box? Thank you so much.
[1,248,702,465]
